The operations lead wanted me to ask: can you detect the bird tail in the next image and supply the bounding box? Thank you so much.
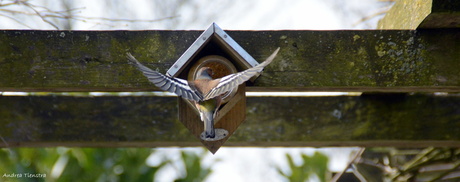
[201,111,215,138]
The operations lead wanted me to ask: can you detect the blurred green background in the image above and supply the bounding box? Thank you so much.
[0,148,329,182]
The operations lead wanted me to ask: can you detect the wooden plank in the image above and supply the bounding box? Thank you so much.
[1,94,459,147]
[378,0,460,29]
[1,29,459,92]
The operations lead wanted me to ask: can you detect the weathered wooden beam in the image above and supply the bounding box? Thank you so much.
[1,29,459,92]
[378,0,460,29]
[1,94,459,147]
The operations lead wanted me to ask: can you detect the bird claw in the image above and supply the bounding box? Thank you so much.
[200,128,228,141]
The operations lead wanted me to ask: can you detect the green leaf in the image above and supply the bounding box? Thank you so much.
[277,152,329,182]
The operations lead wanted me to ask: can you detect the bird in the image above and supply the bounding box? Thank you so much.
[127,47,279,140]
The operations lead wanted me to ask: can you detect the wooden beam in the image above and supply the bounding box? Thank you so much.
[378,0,460,29]
[1,94,459,147]
[1,29,459,92]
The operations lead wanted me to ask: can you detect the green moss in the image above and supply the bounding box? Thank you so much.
[1,94,460,145]
[370,32,433,86]
[1,30,458,91]
[0,30,198,91]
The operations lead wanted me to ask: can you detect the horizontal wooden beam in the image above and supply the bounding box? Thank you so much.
[1,94,459,147]
[1,29,459,92]
[378,0,460,29]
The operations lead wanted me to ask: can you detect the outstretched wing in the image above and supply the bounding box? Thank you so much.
[127,53,203,102]
[203,47,280,100]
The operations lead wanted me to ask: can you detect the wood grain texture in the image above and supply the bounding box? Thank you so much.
[1,93,459,147]
[0,29,459,92]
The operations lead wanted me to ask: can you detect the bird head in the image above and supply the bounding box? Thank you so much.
[196,67,213,79]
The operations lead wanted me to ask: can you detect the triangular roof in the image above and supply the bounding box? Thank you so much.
[166,23,259,78]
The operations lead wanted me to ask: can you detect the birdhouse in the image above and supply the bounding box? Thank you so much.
[167,23,261,153]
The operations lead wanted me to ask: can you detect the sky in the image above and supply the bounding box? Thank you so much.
[0,0,391,30]
[0,0,394,181]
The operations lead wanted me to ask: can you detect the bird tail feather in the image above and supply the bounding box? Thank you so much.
[201,111,215,138]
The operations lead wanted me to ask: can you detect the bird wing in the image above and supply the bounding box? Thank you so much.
[127,53,204,102]
[203,47,280,100]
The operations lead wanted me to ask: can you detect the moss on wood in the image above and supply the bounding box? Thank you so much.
[0,94,459,147]
[0,30,459,92]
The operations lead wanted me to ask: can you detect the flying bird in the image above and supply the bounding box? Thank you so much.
[127,47,279,141]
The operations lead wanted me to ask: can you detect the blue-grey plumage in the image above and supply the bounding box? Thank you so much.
[127,47,280,140]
